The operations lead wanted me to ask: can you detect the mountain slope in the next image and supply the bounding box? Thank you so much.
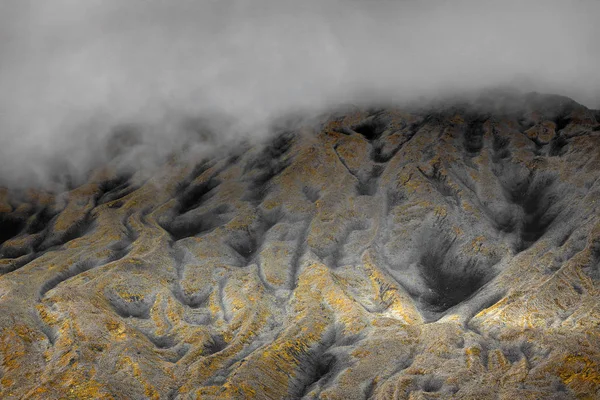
[1,92,600,399]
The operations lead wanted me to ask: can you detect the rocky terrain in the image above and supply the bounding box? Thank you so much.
[0,92,599,399]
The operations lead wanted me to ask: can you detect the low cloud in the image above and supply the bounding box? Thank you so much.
[1,0,599,188]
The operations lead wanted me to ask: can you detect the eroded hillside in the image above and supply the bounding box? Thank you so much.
[1,93,600,399]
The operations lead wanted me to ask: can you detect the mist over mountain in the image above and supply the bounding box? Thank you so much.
[1,2,600,399]
[1,0,599,188]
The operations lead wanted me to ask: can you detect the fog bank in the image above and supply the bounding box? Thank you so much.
[1,0,599,188]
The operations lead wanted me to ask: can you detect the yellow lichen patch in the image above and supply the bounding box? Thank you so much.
[2,235,31,249]
[194,286,332,399]
[36,304,60,332]
[452,226,464,236]
[116,357,160,400]
[178,306,271,396]
[465,346,484,373]
[461,199,481,217]
[303,265,368,335]
[260,242,292,288]
[31,373,113,400]
[0,331,26,371]
[13,323,44,343]
[193,262,335,397]
[105,319,127,340]
[363,251,422,325]
[434,206,447,218]
[0,376,15,389]
[500,357,529,387]
[163,292,186,327]
[149,292,171,336]
[558,354,600,397]
[487,349,511,374]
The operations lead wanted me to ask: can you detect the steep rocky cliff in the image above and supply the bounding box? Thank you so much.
[1,92,599,399]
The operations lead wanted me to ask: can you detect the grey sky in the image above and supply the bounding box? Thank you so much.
[1,0,599,188]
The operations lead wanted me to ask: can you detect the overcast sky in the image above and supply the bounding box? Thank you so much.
[1,0,599,188]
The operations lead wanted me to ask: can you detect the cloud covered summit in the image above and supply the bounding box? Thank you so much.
[1,0,599,187]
